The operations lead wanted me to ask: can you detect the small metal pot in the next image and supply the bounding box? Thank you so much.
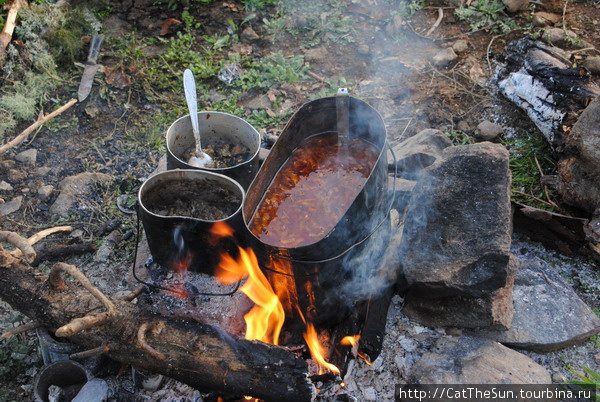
[166,111,261,190]
[138,169,245,275]
[34,360,90,402]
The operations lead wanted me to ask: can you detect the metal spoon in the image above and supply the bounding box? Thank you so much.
[183,69,213,168]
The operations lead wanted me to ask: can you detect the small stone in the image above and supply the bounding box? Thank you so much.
[0,181,13,191]
[37,185,54,201]
[50,172,112,217]
[358,43,370,56]
[241,26,259,41]
[452,40,469,54]
[7,168,27,183]
[532,12,561,27]
[362,386,377,401]
[431,47,458,68]
[70,229,85,239]
[543,27,586,48]
[502,0,529,13]
[85,103,101,118]
[475,120,504,140]
[446,328,463,336]
[551,372,566,383]
[582,56,600,75]
[457,120,470,132]
[34,167,52,177]
[303,46,328,62]
[0,196,23,216]
[0,160,15,169]
[594,352,600,364]
[15,149,37,165]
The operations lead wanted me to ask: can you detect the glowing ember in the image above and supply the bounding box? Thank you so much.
[215,245,285,345]
[304,322,340,375]
[340,335,372,365]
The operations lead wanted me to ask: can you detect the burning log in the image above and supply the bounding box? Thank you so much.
[0,232,315,401]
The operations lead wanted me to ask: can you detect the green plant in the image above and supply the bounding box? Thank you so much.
[239,53,308,90]
[445,130,474,145]
[590,335,600,348]
[502,130,558,211]
[243,0,277,11]
[564,364,600,401]
[455,0,518,34]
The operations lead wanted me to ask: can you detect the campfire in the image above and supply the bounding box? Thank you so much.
[129,93,396,399]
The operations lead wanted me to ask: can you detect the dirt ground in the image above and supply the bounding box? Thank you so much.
[0,0,599,400]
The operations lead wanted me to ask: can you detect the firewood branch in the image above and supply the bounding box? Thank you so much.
[10,225,72,258]
[0,98,77,156]
[0,231,36,264]
[137,322,167,360]
[0,0,25,49]
[0,320,40,339]
[49,262,117,337]
[0,252,314,401]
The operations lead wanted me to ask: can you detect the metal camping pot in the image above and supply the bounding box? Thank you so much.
[138,169,245,275]
[166,111,261,190]
[243,96,391,326]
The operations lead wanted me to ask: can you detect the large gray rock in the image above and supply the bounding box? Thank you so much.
[390,129,453,180]
[408,336,551,384]
[404,256,518,329]
[400,142,513,298]
[50,173,112,217]
[558,97,600,215]
[475,256,600,351]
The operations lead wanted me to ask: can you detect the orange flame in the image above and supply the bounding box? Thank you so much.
[210,221,235,238]
[215,246,285,345]
[340,335,360,347]
[304,323,340,375]
[340,334,372,365]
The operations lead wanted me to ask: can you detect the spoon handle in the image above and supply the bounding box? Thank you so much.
[183,69,201,148]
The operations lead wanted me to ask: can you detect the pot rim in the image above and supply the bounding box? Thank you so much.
[138,169,245,223]
[166,111,261,172]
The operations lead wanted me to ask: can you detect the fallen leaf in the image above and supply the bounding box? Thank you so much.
[160,18,183,36]
[105,66,132,89]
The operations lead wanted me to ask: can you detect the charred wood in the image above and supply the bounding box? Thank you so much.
[0,244,314,401]
[497,37,600,146]
[31,241,96,266]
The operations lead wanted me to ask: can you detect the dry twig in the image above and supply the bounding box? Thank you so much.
[0,98,77,156]
[0,0,25,49]
[0,320,40,339]
[70,344,111,360]
[49,262,117,337]
[137,322,166,360]
[0,231,36,263]
[10,225,73,258]
[533,155,560,210]
[425,7,444,37]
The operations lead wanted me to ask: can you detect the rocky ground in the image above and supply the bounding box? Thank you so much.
[0,0,599,400]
